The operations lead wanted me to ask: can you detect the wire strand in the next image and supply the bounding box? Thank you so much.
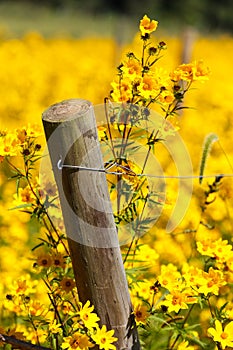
[57,159,232,180]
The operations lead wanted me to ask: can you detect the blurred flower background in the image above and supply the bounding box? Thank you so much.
[0,1,233,349]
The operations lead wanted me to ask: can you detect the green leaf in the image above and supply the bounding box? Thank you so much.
[186,334,208,348]
[31,242,45,251]
[9,203,33,210]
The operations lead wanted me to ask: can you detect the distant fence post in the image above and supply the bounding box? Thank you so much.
[181,26,196,63]
[42,99,140,350]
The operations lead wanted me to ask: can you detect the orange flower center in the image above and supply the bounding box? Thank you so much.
[72,339,80,348]
[16,281,27,293]
[101,337,107,344]
[221,332,228,339]
[22,192,31,202]
[207,281,214,288]
[83,313,89,321]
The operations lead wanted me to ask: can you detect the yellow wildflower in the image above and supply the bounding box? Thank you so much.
[23,123,43,138]
[28,300,45,317]
[52,252,66,269]
[111,77,133,103]
[158,264,181,291]
[48,320,62,334]
[61,301,74,315]
[193,59,210,81]
[132,280,155,304]
[60,277,76,293]
[213,239,233,263]
[4,293,24,314]
[170,60,210,82]
[158,89,175,104]
[9,275,37,296]
[139,15,158,36]
[182,263,202,284]
[27,327,47,345]
[198,267,226,296]
[197,238,232,264]
[122,57,141,77]
[36,250,53,268]
[78,300,100,330]
[16,124,42,143]
[162,289,189,313]
[61,332,94,350]
[16,128,27,143]
[12,185,36,208]
[137,74,158,100]
[177,340,195,350]
[133,303,149,324]
[0,132,19,159]
[196,239,216,257]
[136,243,159,265]
[97,126,108,141]
[91,325,117,350]
[208,320,233,349]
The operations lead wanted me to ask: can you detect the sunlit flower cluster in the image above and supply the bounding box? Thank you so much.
[170,59,210,82]
[0,13,233,350]
[0,124,42,162]
[110,16,209,117]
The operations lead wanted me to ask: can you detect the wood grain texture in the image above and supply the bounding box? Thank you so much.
[42,99,140,349]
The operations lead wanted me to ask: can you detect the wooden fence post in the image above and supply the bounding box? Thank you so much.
[181,26,196,63]
[42,99,141,349]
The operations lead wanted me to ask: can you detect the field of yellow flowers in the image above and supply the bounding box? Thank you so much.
[0,15,233,350]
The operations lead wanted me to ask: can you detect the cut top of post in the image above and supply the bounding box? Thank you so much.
[42,99,92,123]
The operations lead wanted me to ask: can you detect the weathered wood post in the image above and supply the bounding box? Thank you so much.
[181,26,196,63]
[42,99,140,349]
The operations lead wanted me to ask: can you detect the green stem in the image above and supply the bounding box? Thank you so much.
[104,97,117,161]
[170,333,181,350]
[123,235,136,264]
[43,277,66,336]
[5,157,26,180]
[170,304,195,349]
